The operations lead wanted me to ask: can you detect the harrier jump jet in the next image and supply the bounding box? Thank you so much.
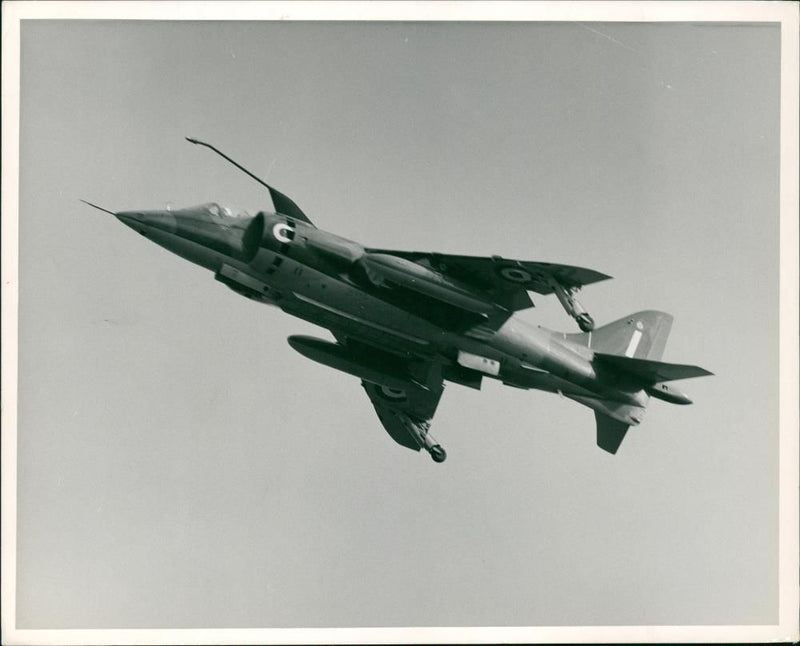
[84,138,711,462]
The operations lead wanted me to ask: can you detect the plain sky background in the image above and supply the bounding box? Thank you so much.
[14,19,780,629]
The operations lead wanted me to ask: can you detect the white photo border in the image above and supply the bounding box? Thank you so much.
[2,2,797,644]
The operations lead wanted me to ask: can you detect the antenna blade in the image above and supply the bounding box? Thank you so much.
[185,137,314,226]
[267,186,312,226]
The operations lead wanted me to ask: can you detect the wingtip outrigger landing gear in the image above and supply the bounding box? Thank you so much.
[430,444,447,463]
[404,417,447,463]
[575,312,595,333]
[419,430,447,463]
[546,276,595,332]
[421,433,447,463]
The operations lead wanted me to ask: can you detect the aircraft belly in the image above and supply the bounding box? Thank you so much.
[501,367,598,398]
[220,256,638,406]
[242,248,545,374]
[261,259,445,354]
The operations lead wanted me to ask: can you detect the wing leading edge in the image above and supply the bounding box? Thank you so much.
[365,249,610,310]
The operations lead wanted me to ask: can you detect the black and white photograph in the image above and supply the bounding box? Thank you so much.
[2,2,798,644]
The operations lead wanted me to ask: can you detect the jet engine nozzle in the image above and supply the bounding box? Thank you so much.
[240,212,265,262]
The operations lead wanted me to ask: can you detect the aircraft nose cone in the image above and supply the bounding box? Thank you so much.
[115,210,177,234]
[114,211,140,227]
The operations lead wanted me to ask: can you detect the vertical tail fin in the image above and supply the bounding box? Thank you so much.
[566,310,673,360]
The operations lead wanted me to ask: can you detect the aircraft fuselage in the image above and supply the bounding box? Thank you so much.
[90,138,710,461]
[115,206,648,424]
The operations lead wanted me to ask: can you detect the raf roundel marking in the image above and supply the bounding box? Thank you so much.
[377,385,407,402]
[499,266,532,283]
[272,222,295,244]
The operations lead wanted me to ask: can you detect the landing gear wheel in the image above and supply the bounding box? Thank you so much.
[430,445,447,463]
[577,313,595,332]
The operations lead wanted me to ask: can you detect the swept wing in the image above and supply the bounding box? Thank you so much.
[361,377,446,461]
[365,249,611,311]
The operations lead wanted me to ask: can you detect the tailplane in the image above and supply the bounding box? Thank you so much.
[593,353,713,383]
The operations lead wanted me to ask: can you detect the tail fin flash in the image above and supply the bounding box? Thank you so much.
[566,310,673,360]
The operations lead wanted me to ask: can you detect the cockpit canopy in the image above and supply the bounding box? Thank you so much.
[155,202,264,263]
[176,202,253,219]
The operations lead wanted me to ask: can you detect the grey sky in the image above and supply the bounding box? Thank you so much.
[13,18,782,631]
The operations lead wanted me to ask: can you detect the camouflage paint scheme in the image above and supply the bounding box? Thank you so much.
[89,139,711,462]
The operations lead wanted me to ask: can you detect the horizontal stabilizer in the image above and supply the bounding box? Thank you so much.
[594,353,713,383]
[595,412,629,454]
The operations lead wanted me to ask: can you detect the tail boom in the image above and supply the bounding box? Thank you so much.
[557,309,711,454]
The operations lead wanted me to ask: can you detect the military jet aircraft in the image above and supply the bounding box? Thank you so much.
[84,138,712,462]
